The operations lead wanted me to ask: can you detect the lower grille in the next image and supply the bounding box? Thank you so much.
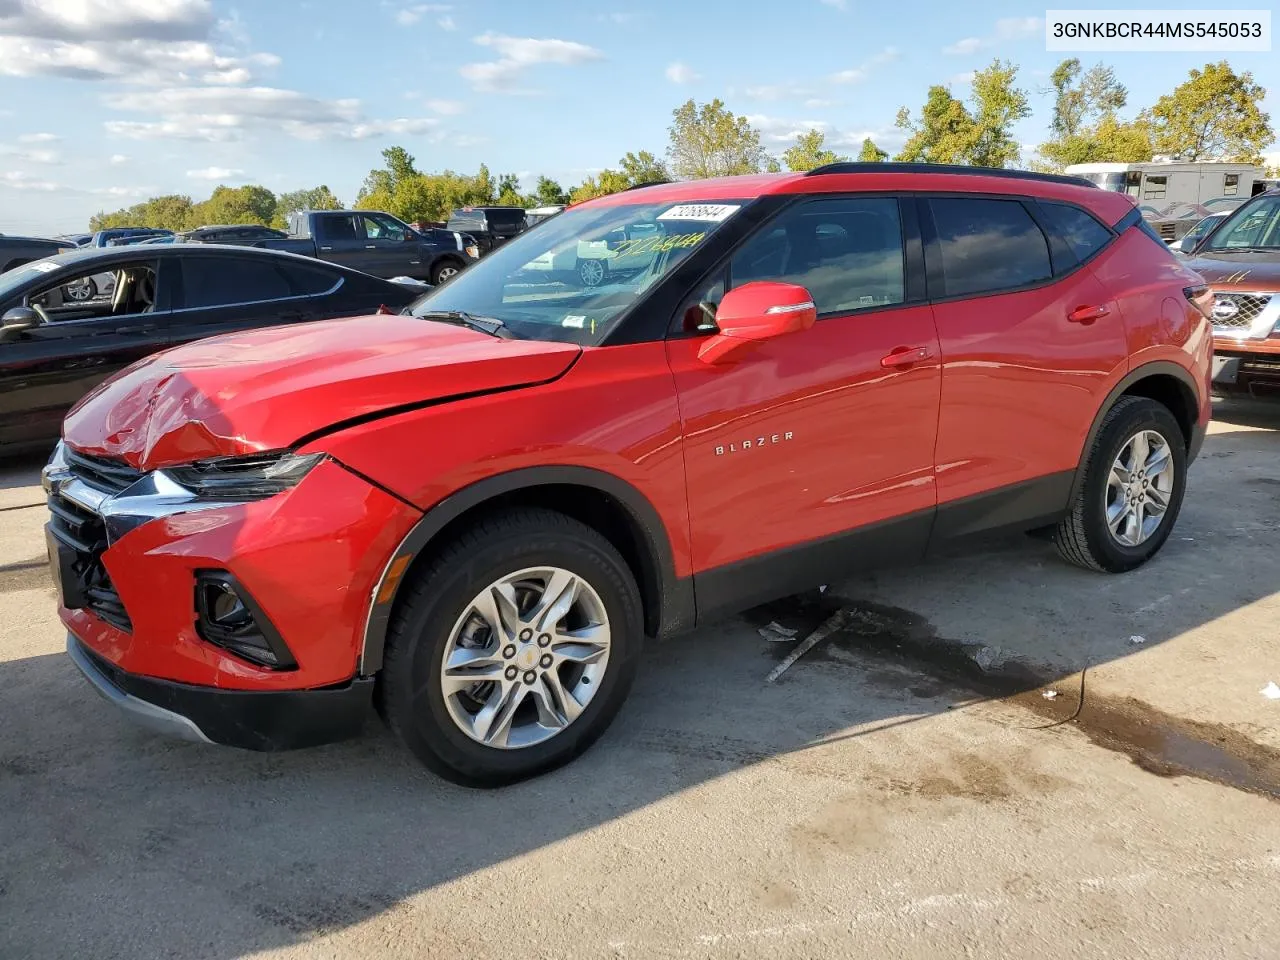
[1158,222,1177,240]
[47,491,132,632]
[1212,293,1271,332]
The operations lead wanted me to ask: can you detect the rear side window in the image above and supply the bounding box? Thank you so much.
[1038,202,1113,263]
[314,215,362,242]
[929,198,1052,298]
[280,262,341,296]
[181,258,293,308]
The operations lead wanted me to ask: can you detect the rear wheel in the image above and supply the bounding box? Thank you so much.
[1054,396,1187,572]
[63,278,96,301]
[380,508,643,787]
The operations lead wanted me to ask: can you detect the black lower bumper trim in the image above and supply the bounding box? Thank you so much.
[67,634,374,751]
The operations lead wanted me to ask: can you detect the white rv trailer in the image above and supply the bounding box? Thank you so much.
[1064,160,1263,209]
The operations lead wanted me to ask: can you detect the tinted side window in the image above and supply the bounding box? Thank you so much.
[181,258,293,308]
[729,197,905,316]
[1038,201,1113,264]
[280,262,342,296]
[314,215,361,242]
[930,198,1051,297]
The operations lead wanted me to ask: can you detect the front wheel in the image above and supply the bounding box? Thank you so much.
[379,508,643,786]
[1054,396,1187,573]
[63,278,97,301]
[430,259,463,285]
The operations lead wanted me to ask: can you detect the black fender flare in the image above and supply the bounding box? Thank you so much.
[358,465,694,674]
[1069,360,1203,500]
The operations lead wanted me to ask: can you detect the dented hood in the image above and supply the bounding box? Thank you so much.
[63,313,581,470]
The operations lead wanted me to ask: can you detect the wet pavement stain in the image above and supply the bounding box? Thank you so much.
[743,591,1280,802]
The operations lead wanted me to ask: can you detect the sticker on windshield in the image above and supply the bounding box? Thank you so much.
[656,204,741,223]
[562,315,586,329]
[29,261,59,273]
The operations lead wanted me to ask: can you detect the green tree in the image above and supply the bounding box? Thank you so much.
[533,176,569,206]
[968,59,1031,168]
[895,59,1029,168]
[1146,61,1272,162]
[667,98,769,179]
[857,138,889,162]
[568,169,630,204]
[90,194,194,231]
[619,150,670,185]
[895,87,977,163]
[276,186,342,224]
[189,185,278,227]
[495,173,526,207]
[1038,58,1149,169]
[782,128,845,172]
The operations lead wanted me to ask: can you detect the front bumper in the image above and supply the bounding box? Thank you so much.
[67,633,375,750]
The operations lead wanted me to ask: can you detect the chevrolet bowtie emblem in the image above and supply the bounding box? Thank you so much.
[1223,270,1252,284]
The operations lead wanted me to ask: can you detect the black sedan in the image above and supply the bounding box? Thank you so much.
[0,244,421,453]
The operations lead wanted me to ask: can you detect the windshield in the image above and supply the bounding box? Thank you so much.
[1204,195,1280,252]
[0,259,58,302]
[409,198,746,344]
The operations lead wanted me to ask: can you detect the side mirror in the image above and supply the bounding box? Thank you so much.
[697,281,816,365]
[0,307,41,342]
[1179,234,1199,255]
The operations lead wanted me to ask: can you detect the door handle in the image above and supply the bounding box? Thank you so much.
[114,323,157,334]
[1068,304,1110,324]
[319,246,333,252]
[880,345,934,368]
[365,245,377,250]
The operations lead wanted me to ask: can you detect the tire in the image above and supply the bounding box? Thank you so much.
[577,258,606,287]
[380,508,644,787]
[430,258,464,285]
[1054,396,1187,573]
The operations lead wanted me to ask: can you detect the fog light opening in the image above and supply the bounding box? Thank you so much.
[194,571,297,670]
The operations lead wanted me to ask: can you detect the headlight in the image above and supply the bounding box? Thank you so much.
[465,245,479,258]
[162,451,324,500]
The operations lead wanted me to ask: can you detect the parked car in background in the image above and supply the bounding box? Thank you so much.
[1184,189,1280,399]
[90,228,173,248]
[446,206,527,254]
[525,205,565,228]
[179,224,288,244]
[257,209,477,284]
[1,235,71,272]
[1174,213,1230,256]
[0,245,420,451]
[47,164,1210,786]
[56,234,94,248]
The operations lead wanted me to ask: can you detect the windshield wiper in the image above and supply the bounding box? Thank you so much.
[415,310,515,339]
[1211,246,1279,253]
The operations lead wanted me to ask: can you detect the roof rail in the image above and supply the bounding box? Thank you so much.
[804,162,1096,188]
[622,179,673,191]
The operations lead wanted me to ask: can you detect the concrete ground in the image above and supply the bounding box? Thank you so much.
[2,400,1279,960]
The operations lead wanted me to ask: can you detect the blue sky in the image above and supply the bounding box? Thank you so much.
[1,0,1276,234]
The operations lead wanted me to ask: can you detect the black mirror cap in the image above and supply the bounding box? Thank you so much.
[1,306,40,337]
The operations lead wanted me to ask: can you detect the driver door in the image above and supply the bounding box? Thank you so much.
[0,259,175,448]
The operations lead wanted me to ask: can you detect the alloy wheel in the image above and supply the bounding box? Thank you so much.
[1105,429,1176,547]
[439,566,611,749]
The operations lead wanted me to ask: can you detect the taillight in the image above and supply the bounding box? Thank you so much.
[1184,284,1214,321]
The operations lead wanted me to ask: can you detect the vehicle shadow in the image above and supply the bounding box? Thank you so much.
[1,425,1278,958]
[1211,396,1280,431]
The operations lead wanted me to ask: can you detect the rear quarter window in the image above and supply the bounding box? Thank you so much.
[1037,201,1114,264]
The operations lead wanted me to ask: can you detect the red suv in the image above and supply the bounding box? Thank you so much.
[46,164,1213,785]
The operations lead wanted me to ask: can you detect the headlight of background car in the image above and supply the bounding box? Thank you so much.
[162,451,324,500]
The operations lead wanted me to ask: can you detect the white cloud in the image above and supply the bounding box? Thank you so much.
[109,154,130,164]
[438,15,456,31]
[92,185,156,198]
[103,85,447,142]
[665,62,701,84]
[17,132,59,143]
[746,114,832,145]
[742,47,896,102]
[804,98,838,108]
[425,98,465,115]
[392,4,451,26]
[461,32,604,92]
[0,171,59,191]
[949,71,976,86]
[0,0,280,84]
[745,114,906,154]
[943,16,1042,54]
[0,142,62,164]
[187,166,245,180]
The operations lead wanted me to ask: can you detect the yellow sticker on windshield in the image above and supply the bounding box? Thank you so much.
[611,231,706,257]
